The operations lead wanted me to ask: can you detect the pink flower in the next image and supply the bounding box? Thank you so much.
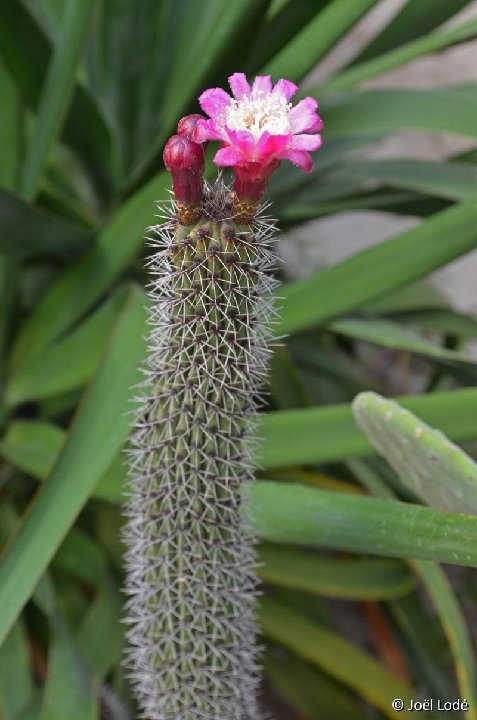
[194,72,323,200]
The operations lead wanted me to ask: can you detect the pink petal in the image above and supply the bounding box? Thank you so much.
[225,128,257,157]
[257,132,290,160]
[214,146,244,167]
[282,148,314,172]
[289,133,322,151]
[271,78,298,102]
[193,118,223,142]
[198,88,231,119]
[252,75,272,94]
[307,115,324,133]
[228,73,251,100]
[289,97,320,134]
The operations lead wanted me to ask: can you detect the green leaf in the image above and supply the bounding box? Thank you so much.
[0,286,146,644]
[40,614,97,720]
[264,649,364,720]
[279,196,477,335]
[53,527,104,586]
[322,87,477,142]
[0,620,34,720]
[0,420,125,503]
[329,316,477,367]
[352,0,473,64]
[20,0,96,200]
[352,392,477,514]
[0,187,90,259]
[76,575,123,679]
[261,597,413,718]
[250,481,477,567]
[11,171,165,366]
[258,544,415,599]
[411,560,477,720]
[316,15,477,96]
[259,387,477,468]
[7,284,131,404]
[327,159,477,201]
[0,420,64,479]
[0,61,21,192]
[0,1,113,196]
[262,0,379,81]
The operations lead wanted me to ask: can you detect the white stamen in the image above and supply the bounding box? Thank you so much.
[226,90,291,138]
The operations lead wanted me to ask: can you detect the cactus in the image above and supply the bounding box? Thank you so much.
[123,74,324,719]
[352,392,477,515]
[123,180,278,719]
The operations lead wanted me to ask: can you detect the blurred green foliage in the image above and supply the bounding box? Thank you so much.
[1,0,477,717]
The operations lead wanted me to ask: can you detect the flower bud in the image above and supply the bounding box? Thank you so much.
[163,135,205,222]
[177,114,206,139]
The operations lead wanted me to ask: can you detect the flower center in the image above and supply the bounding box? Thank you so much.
[225,91,291,139]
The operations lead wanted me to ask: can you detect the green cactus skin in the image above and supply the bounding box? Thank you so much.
[352,392,477,514]
[123,181,278,719]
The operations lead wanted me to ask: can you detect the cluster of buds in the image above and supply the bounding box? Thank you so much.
[163,72,323,224]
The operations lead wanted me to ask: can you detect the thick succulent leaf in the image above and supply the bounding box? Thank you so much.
[250,481,477,567]
[352,392,477,514]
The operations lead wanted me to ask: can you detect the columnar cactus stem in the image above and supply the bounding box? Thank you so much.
[124,181,279,719]
[124,73,323,719]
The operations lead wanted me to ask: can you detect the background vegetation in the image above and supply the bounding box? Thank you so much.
[1,0,477,717]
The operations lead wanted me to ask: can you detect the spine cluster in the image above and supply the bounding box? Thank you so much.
[124,182,278,719]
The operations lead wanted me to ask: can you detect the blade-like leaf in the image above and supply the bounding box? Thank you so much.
[258,544,415,599]
[250,481,477,567]
[279,196,477,335]
[0,286,146,644]
[260,387,477,468]
[20,0,96,200]
[353,0,472,63]
[316,15,477,96]
[11,171,166,366]
[262,0,379,81]
[264,649,364,720]
[412,560,477,720]
[39,614,97,720]
[0,187,90,259]
[0,420,125,503]
[322,87,477,142]
[261,597,413,718]
[326,159,477,201]
[7,284,131,404]
[329,316,477,367]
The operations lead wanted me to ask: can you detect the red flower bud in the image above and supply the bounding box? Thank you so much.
[177,114,206,140]
[163,134,204,206]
